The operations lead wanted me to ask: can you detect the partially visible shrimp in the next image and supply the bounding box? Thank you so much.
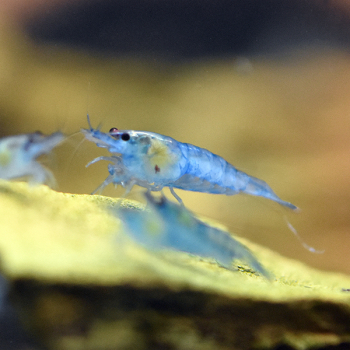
[117,192,271,279]
[82,117,297,210]
[0,131,64,186]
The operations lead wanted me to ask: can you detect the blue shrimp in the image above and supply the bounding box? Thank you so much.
[0,131,64,186]
[82,118,297,210]
[117,192,271,279]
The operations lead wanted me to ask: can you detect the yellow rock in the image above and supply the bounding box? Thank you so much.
[0,180,350,350]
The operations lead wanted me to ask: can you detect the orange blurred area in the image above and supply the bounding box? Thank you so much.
[0,1,350,276]
[0,0,84,22]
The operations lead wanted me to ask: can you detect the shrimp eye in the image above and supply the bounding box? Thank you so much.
[121,133,130,141]
[24,133,38,150]
[109,127,119,133]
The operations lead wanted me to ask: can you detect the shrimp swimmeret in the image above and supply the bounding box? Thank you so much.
[82,118,297,210]
[117,192,271,279]
[0,131,64,186]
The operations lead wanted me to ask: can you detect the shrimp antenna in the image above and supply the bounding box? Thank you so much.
[86,82,92,130]
[261,197,324,254]
[282,214,325,254]
[61,131,88,182]
[87,113,93,131]
[86,83,102,131]
[87,114,102,132]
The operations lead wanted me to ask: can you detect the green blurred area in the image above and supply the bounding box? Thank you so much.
[0,15,350,276]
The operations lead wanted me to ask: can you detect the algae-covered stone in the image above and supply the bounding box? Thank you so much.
[0,180,350,350]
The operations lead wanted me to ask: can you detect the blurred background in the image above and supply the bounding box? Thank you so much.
[1,0,350,276]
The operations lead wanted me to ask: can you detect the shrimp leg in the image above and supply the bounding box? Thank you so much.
[169,187,184,206]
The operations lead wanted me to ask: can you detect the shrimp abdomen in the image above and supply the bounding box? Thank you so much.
[176,143,297,210]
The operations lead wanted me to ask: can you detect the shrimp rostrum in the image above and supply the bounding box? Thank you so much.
[82,119,297,210]
[117,192,271,279]
[0,131,64,186]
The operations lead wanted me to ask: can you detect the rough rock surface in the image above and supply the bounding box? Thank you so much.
[0,180,350,350]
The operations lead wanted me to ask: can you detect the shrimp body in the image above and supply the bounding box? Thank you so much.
[82,122,297,210]
[0,131,64,186]
[118,192,271,278]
